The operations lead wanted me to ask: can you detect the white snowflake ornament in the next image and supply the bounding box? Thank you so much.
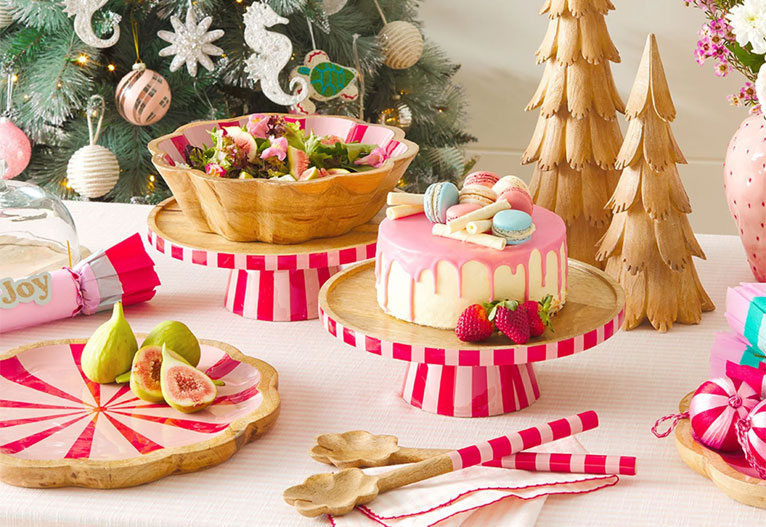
[157,8,224,77]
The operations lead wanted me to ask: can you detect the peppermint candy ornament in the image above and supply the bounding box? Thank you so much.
[738,399,766,478]
[689,377,759,451]
[653,376,760,452]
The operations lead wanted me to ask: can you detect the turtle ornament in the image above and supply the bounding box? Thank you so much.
[290,50,359,115]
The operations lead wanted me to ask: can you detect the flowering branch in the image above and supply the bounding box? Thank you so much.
[684,0,766,113]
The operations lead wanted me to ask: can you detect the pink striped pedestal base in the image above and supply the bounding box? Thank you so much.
[224,267,340,321]
[319,260,626,418]
[401,363,540,418]
[146,204,377,322]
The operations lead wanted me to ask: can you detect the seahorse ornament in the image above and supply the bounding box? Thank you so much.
[62,0,121,48]
[243,3,308,107]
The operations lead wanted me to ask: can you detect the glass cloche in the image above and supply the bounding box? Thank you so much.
[0,164,82,279]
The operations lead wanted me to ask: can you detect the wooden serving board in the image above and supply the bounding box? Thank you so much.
[319,259,625,363]
[0,337,279,489]
[148,198,379,258]
[675,392,766,508]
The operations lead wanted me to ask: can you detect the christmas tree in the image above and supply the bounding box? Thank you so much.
[596,34,714,332]
[0,0,474,202]
[522,0,624,268]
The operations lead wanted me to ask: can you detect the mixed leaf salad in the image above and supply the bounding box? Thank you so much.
[184,114,389,181]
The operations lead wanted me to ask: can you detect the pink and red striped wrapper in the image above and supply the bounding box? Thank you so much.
[0,233,160,333]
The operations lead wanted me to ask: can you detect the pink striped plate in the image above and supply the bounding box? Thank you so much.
[0,338,279,488]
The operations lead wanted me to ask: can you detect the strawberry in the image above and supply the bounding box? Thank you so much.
[523,295,554,338]
[455,304,494,343]
[490,300,530,344]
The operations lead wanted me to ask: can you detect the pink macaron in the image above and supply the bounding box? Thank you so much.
[463,171,499,189]
[497,187,534,215]
[446,203,481,222]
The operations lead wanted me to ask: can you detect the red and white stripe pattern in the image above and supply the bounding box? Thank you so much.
[447,412,599,470]
[319,307,625,367]
[147,230,375,272]
[689,376,759,451]
[485,451,636,476]
[0,342,262,460]
[400,363,540,417]
[147,230,375,321]
[225,268,339,321]
[740,399,766,470]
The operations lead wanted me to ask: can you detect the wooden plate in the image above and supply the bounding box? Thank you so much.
[147,198,379,270]
[675,392,766,508]
[0,337,279,489]
[319,259,625,366]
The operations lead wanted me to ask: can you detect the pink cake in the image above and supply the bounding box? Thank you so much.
[375,206,568,329]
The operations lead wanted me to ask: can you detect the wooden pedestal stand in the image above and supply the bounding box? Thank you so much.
[148,198,378,321]
[318,260,625,418]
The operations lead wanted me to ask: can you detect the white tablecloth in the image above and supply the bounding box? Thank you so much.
[0,201,762,526]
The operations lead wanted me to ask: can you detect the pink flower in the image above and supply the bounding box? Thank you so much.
[354,146,388,168]
[261,136,288,161]
[205,163,227,177]
[714,60,731,77]
[247,114,270,139]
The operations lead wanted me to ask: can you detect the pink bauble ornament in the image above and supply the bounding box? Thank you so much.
[115,63,171,126]
[0,117,32,179]
[689,376,759,452]
[724,114,766,280]
[739,399,766,477]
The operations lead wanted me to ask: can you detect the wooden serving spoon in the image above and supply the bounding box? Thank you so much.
[283,411,598,517]
[310,430,449,468]
[310,430,638,476]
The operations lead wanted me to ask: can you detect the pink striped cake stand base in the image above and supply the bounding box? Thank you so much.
[0,337,279,488]
[147,198,378,321]
[318,260,625,418]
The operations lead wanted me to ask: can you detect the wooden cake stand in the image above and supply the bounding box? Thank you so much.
[675,392,766,508]
[319,259,625,417]
[147,198,378,321]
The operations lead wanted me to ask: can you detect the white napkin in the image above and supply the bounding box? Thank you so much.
[329,437,621,527]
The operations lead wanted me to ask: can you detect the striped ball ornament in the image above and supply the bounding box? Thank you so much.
[115,63,171,126]
[740,399,766,472]
[689,376,760,452]
[67,145,120,199]
[378,21,423,70]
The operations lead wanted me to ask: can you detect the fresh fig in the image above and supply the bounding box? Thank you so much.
[160,345,216,413]
[130,346,165,402]
[81,302,138,384]
[141,321,201,367]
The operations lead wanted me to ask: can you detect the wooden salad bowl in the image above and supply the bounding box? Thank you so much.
[147,113,418,244]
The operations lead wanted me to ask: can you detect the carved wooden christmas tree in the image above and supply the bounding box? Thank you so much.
[522,0,625,268]
[596,34,714,332]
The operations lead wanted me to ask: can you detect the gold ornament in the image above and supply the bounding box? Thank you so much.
[378,21,423,70]
[378,102,413,131]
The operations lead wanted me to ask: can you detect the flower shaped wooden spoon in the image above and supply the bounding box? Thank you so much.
[283,455,453,517]
[285,412,599,517]
[310,430,448,468]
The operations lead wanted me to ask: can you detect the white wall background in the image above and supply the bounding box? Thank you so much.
[420,0,745,235]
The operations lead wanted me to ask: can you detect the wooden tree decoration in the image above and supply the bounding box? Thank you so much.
[522,0,625,268]
[596,34,714,332]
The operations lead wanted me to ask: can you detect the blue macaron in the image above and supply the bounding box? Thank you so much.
[424,182,460,224]
[492,210,535,245]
